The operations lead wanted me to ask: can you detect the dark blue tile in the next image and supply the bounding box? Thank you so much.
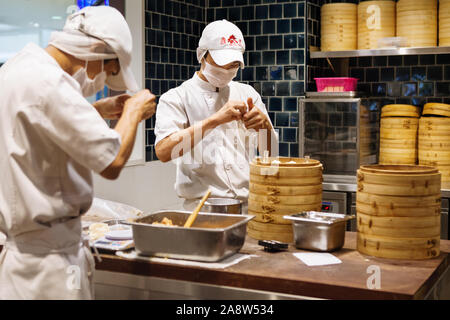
[146,129,156,145]
[404,55,418,66]
[276,82,290,96]
[145,145,153,162]
[256,36,269,51]
[298,34,305,48]
[283,128,297,143]
[268,112,275,124]
[372,83,386,97]
[256,67,268,80]
[151,47,160,62]
[373,56,387,67]
[291,81,304,96]
[291,50,304,64]
[411,67,426,81]
[270,66,282,80]
[380,67,394,82]
[165,65,173,79]
[276,112,289,127]
[358,57,372,67]
[229,7,241,22]
[222,0,234,6]
[396,67,410,81]
[245,35,254,51]
[387,82,402,96]
[279,142,289,157]
[269,4,282,18]
[366,68,379,82]
[402,83,417,97]
[256,5,269,19]
[437,54,450,64]
[436,82,450,96]
[427,66,443,81]
[237,22,248,36]
[420,55,435,65]
[263,51,275,65]
[290,112,299,127]
[445,66,450,80]
[298,2,305,17]
[249,21,262,35]
[290,143,299,158]
[151,80,160,95]
[291,18,304,32]
[215,8,228,20]
[250,82,262,95]
[156,64,164,78]
[284,98,297,112]
[350,68,364,81]
[262,82,276,96]
[269,97,282,111]
[388,56,403,66]
[270,35,283,49]
[242,67,254,81]
[263,20,275,34]
[283,3,297,18]
[277,19,290,34]
[284,34,297,49]
[419,82,434,96]
[277,50,290,65]
[242,6,255,20]
[249,51,262,65]
[151,13,160,29]
[284,66,297,80]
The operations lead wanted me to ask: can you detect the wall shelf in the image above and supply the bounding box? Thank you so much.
[310,46,450,59]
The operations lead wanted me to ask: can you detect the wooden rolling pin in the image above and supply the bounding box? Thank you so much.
[184,189,212,228]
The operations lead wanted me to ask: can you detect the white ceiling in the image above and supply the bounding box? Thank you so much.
[0,0,77,35]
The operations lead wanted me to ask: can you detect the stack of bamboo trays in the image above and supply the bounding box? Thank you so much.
[396,0,437,47]
[379,104,420,165]
[321,3,357,51]
[358,0,396,50]
[418,103,450,189]
[440,0,450,46]
[248,157,323,243]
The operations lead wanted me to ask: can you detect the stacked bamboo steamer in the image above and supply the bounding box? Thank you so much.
[418,103,450,189]
[396,0,437,47]
[440,0,450,46]
[358,0,396,50]
[248,157,323,243]
[379,104,420,165]
[357,164,441,260]
[321,3,357,51]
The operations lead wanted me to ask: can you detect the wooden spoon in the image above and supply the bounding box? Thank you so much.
[183,189,212,228]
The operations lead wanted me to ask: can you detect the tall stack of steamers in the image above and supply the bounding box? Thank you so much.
[320,0,449,51]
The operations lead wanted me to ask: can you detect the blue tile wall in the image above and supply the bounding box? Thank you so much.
[145,0,307,161]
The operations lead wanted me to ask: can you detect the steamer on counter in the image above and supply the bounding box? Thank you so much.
[379,104,420,165]
[248,157,323,243]
[357,0,396,50]
[356,164,441,260]
[321,3,357,51]
[418,104,450,189]
[396,0,437,47]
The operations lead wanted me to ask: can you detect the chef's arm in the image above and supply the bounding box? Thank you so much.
[100,90,156,179]
[156,100,247,162]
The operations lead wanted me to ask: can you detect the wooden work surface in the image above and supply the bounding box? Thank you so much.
[94,232,450,300]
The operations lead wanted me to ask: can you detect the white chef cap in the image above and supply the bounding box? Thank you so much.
[49,6,138,92]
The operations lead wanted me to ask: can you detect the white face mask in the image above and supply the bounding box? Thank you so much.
[202,61,238,88]
[72,60,107,97]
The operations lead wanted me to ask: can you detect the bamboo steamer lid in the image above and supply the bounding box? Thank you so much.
[396,0,437,47]
[356,164,441,260]
[381,104,420,118]
[321,3,357,51]
[357,1,396,50]
[248,157,323,242]
[422,103,450,117]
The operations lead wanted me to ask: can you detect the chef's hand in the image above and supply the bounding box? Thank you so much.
[93,93,131,119]
[124,89,157,121]
[243,98,271,131]
[211,100,247,125]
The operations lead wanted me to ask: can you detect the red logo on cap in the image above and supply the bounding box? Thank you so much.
[220,35,242,47]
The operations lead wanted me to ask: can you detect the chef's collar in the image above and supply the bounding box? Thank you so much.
[194,72,221,92]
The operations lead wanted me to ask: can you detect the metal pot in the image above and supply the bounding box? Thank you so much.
[200,198,243,214]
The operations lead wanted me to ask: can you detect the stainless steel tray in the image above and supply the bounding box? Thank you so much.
[124,210,254,262]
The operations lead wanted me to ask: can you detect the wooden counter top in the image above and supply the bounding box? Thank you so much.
[94,232,450,300]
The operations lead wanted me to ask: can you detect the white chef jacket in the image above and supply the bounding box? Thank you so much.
[0,43,121,299]
[155,72,275,204]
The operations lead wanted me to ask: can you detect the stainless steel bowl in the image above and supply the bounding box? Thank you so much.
[200,198,243,214]
[284,212,355,252]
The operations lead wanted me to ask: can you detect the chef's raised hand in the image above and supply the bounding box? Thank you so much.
[212,100,247,125]
[93,93,131,119]
[243,97,270,131]
[124,89,157,121]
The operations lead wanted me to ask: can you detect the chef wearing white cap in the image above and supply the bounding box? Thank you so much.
[155,20,277,210]
[0,6,155,299]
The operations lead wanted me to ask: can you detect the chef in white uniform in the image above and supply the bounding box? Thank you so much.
[155,20,278,210]
[0,6,156,299]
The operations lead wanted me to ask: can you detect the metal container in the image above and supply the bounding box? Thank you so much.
[125,210,254,262]
[283,211,355,252]
[200,198,243,214]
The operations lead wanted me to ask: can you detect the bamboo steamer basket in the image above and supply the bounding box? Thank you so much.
[357,1,396,50]
[396,0,437,47]
[248,157,323,242]
[418,117,450,188]
[321,3,357,51]
[379,105,419,165]
[422,103,450,117]
[441,0,450,45]
[356,164,441,260]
